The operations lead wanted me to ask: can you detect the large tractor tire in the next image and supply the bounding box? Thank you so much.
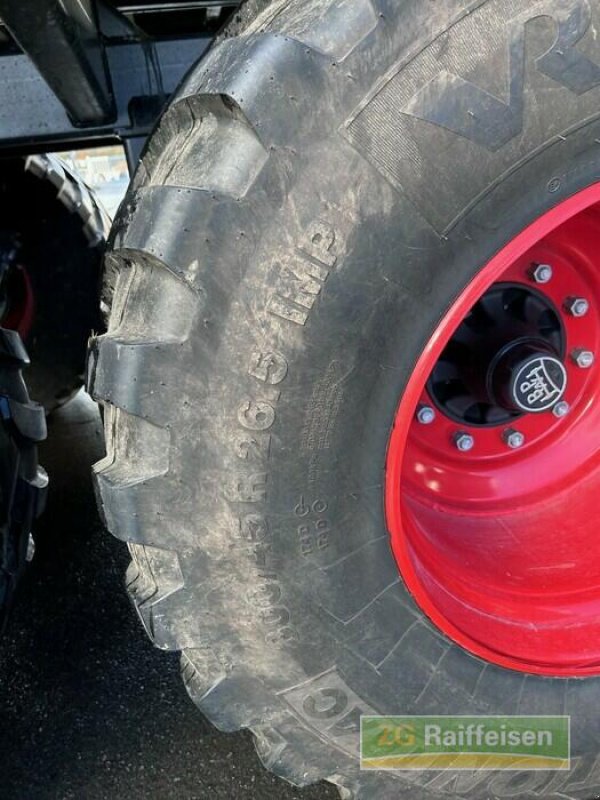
[90,1,600,797]
[1,154,110,412]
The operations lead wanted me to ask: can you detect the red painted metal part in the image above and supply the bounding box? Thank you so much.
[2,265,35,341]
[385,184,600,676]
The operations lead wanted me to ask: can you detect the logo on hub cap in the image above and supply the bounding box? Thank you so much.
[512,356,567,413]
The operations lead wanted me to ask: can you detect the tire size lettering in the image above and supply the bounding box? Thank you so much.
[224,217,341,644]
[268,219,340,326]
[224,473,267,503]
[235,433,271,462]
[249,350,288,385]
[239,513,269,542]
[237,399,276,431]
[225,343,294,643]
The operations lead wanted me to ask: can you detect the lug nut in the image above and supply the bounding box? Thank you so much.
[571,349,595,368]
[553,400,570,418]
[530,263,553,284]
[454,432,475,452]
[503,429,525,449]
[416,405,436,425]
[564,297,590,317]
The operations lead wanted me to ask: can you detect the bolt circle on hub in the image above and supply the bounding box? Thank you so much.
[428,283,566,426]
[386,184,600,677]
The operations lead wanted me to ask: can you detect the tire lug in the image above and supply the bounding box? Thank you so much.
[454,432,475,452]
[564,297,590,317]
[553,400,570,418]
[503,429,525,449]
[416,404,436,425]
[571,349,595,368]
[530,263,553,284]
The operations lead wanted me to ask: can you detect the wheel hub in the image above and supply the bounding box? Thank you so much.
[429,283,566,426]
[385,184,600,676]
[503,348,567,414]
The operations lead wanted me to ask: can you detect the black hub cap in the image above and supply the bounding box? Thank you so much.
[428,283,566,426]
[497,347,567,413]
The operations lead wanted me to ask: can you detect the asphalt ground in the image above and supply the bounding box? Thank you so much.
[0,392,337,800]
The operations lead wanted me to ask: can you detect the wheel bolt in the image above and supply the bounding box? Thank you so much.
[503,429,525,449]
[454,432,475,452]
[416,405,436,425]
[571,348,595,368]
[530,263,553,284]
[564,297,590,317]
[553,400,570,418]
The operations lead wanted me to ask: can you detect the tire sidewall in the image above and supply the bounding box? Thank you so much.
[108,0,600,794]
[220,103,600,764]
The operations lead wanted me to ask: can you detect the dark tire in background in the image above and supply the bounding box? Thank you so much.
[0,329,47,631]
[90,1,600,797]
[1,154,109,412]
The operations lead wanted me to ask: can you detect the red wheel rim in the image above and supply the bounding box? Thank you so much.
[386,183,600,676]
[2,265,34,341]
